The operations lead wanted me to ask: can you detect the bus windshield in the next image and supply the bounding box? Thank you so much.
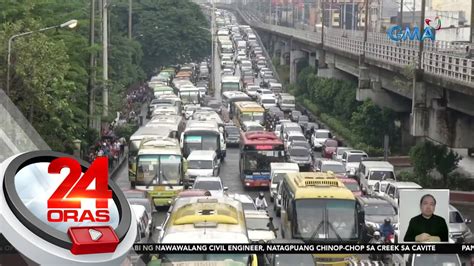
[181,92,199,104]
[241,112,264,123]
[184,135,219,155]
[294,199,358,241]
[243,150,285,172]
[222,82,240,92]
[136,155,182,186]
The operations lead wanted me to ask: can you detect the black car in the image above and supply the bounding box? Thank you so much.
[224,125,240,146]
[356,195,398,241]
[206,100,222,114]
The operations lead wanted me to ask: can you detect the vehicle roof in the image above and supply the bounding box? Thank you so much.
[243,121,264,126]
[177,189,210,198]
[318,159,344,166]
[360,161,394,169]
[287,130,305,136]
[230,193,254,204]
[221,76,240,82]
[387,181,422,188]
[241,131,283,146]
[356,195,392,205]
[338,177,359,184]
[194,176,222,182]
[270,162,299,170]
[185,120,219,131]
[284,172,355,200]
[187,150,217,160]
[269,82,282,86]
[244,210,270,219]
[315,129,330,133]
[344,150,368,155]
[138,137,181,155]
[131,204,146,220]
[235,101,265,111]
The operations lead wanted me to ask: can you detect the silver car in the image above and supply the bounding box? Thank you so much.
[449,204,472,243]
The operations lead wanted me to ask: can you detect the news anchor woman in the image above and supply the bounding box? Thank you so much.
[404,194,449,242]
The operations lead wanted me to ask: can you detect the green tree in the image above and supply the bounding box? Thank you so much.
[350,100,396,147]
[133,0,211,76]
[434,145,462,187]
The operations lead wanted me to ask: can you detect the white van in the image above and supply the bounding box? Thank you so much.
[258,95,277,109]
[237,40,247,50]
[357,160,396,190]
[383,181,422,207]
[268,82,283,95]
[269,163,299,202]
[131,204,151,241]
[185,150,220,184]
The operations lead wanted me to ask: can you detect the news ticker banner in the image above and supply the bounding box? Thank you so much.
[131,244,474,254]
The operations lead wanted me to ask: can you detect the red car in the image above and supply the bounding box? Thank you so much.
[338,178,362,196]
[322,139,338,158]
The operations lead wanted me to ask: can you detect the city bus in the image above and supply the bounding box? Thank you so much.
[146,115,185,139]
[221,91,251,119]
[280,172,363,264]
[234,101,265,127]
[151,197,258,266]
[135,137,185,208]
[128,127,171,188]
[152,85,174,98]
[178,86,201,106]
[221,76,241,94]
[239,131,285,187]
[181,120,225,160]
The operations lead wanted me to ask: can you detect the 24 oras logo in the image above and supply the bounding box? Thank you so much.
[387,16,442,41]
[47,157,112,223]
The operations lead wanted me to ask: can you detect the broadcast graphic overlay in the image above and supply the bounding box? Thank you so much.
[399,189,450,243]
[0,150,136,265]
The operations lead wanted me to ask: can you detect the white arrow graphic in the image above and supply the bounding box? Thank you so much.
[88,229,103,241]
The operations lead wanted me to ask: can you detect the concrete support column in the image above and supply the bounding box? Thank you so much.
[289,49,306,84]
[280,41,290,65]
[399,114,416,148]
[273,40,281,59]
[356,64,371,101]
[410,70,428,137]
[309,52,317,68]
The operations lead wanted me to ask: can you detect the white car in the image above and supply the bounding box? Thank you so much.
[332,147,353,161]
[311,129,332,150]
[230,193,257,210]
[192,176,228,197]
[245,85,260,98]
[341,150,368,175]
[244,210,277,243]
[256,88,274,102]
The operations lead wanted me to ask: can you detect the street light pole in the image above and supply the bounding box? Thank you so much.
[211,0,215,96]
[6,20,78,95]
[128,0,132,39]
[102,0,109,117]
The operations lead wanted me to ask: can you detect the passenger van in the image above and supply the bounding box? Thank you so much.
[269,163,299,203]
[357,160,396,190]
[383,181,422,207]
[131,204,151,242]
[185,150,220,184]
[277,93,295,112]
[268,82,283,95]
[258,95,277,110]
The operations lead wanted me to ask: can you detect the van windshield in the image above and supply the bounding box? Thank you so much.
[188,160,213,169]
[370,171,395,181]
[272,173,286,184]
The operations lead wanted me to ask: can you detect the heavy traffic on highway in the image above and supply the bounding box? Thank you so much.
[119,6,471,266]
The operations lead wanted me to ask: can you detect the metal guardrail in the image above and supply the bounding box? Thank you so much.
[217,3,474,87]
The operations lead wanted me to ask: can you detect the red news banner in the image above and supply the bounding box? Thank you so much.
[132,243,474,254]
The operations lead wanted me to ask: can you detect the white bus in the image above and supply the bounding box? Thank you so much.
[221,76,241,94]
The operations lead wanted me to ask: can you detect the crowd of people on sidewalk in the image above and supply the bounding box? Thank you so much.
[86,83,152,166]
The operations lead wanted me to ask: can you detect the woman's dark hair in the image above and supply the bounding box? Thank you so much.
[420,194,436,205]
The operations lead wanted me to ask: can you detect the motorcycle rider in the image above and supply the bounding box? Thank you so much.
[255,192,268,210]
[379,218,395,241]
[369,231,385,261]
[369,231,383,244]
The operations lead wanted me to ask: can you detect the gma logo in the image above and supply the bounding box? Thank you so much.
[387,17,441,42]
